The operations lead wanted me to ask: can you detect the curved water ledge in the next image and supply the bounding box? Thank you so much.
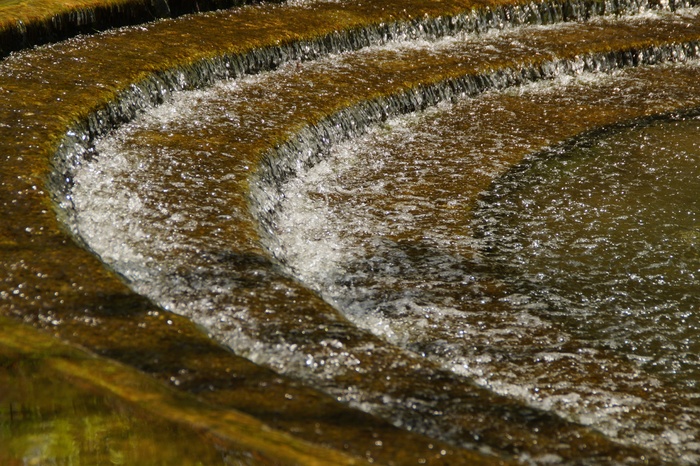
[50,0,700,214]
[0,0,285,58]
[57,7,700,465]
[5,1,610,463]
[259,64,700,462]
[251,40,700,219]
[2,0,700,464]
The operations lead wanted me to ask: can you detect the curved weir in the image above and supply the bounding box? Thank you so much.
[263,67,700,460]
[2,0,700,464]
[0,0,280,58]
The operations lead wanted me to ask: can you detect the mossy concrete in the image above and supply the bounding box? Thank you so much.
[0,315,362,465]
[1,0,700,463]
[0,2,549,463]
[0,0,286,57]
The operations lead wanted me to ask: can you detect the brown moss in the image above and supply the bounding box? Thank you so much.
[2,0,700,463]
[0,315,360,465]
[0,0,290,57]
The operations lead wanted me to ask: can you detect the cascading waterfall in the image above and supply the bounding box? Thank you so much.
[263,67,700,462]
[56,4,700,463]
[49,0,698,188]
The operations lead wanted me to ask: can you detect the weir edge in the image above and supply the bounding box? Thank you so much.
[50,0,699,230]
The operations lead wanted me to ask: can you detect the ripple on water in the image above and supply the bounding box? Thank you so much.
[68,23,700,463]
[268,66,700,463]
[473,116,700,384]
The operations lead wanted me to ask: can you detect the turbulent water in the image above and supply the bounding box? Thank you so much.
[261,69,700,461]
[65,12,700,465]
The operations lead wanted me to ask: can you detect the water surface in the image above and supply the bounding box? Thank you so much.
[66,12,700,464]
[474,116,700,388]
[267,67,700,462]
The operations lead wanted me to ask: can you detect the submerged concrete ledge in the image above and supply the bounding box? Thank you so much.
[2,1,591,463]
[2,0,700,463]
[0,0,286,58]
[0,315,362,466]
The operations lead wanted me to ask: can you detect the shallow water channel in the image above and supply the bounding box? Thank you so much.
[60,8,700,464]
[268,82,700,460]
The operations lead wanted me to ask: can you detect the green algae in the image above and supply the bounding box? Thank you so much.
[0,316,360,466]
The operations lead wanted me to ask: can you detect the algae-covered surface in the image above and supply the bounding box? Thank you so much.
[0,0,287,57]
[263,60,700,461]
[0,0,138,18]
[0,317,327,466]
[2,0,700,463]
[67,9,700,462]
[0,3,535,464]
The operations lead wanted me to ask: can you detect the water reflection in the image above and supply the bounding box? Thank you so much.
[0,322,232,466]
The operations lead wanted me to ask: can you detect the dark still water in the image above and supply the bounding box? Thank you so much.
[474,116,700,386]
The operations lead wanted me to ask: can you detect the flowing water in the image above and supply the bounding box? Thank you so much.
[60,6,700,464]
[265,73,700,462]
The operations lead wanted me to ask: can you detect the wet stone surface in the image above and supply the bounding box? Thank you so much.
[268,62,700,463]
[2,0,700,464]
[67,8,700,465]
